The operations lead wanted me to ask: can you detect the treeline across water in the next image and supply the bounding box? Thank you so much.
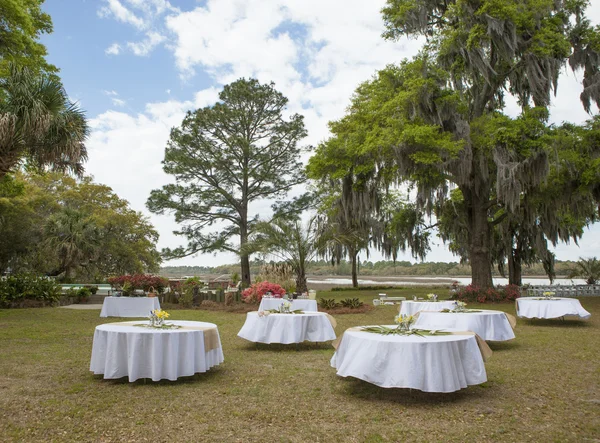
[161,260,578,279]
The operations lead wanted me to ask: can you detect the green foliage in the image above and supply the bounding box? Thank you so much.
[0,172,161,281]
[318,298,339,310]
[0,274,61,307]
[307,1,600,289]
[0,64,88,179]
[339,298,364,309]
[567,257,600,285]
[0,0,57,77]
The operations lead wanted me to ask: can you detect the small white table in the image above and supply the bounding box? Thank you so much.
[90,320,224,382]
[413,310,515,341]
[237,311,336,344]
[258,298,318,312]
[331,327,487,392]
[100,297,160,318]
[516,297,591,319]
[399,300,458,316]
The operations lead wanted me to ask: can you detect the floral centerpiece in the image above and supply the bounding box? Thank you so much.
[149,309,169,326]
[426,293,438,302]
[359,313,448,337]
[542,291,555,299]
[454,301,467,312]
[135,309,180,329]
[394,314,415,331]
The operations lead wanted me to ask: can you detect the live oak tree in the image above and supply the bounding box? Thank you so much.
[308,128,431,287]
[147,79,309,286]
[372,0,600,288]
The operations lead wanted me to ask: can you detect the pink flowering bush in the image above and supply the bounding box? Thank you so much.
[241,281,286,304]
[454,284,521,303]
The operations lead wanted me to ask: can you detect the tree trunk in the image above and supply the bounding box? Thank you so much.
[296,267,308,293]
[350,249,358,288]
[466,192,494,289]
[507,250,522,286]
[239,220,251,287]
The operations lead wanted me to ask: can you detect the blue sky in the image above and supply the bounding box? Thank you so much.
[39,0,600,267]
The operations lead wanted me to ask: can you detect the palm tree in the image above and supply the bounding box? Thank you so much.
[568,257,600,285]
[44,208,100,281]
[244,217,326,293]
[0,64,88,179]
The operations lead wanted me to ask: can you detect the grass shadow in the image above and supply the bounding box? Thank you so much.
[93,367,224,386]
[487,340,521,351]
[338,377,488,405]
[521,319,592,328]
[238,341,333,352]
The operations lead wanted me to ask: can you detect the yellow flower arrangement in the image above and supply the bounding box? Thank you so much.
[153,309,170,319]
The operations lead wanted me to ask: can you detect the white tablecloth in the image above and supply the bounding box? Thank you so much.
[237,311,336,344]
[331,327,487,392]
[100,297,160,318]
[399,300,458,316]
[258,298,318,312]
[90,320,224,382]
[516,297,591,319]
[413,310,515,341]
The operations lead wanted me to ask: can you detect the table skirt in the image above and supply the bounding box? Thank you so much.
[238,312,336,344]
[331,328,486,392]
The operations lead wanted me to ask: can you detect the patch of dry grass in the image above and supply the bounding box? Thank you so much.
[0,296,599,442]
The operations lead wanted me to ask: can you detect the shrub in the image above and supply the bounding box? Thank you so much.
[85,285,99,295]
[340,298,364,309]
[318,298,339,310]
[107,274,169,293]
[454,284,521,303]
[241,281,286,304]
[76,287,92,302]
[0,275,61,308]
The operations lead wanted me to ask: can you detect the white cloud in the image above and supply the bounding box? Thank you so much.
[126,31,166,56]
[105,43,121,55]
[111,98,127,107]
[103,90,119,96]
[98,0,145,29]
[87,89,221,260]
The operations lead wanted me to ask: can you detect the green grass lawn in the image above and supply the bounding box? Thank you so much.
[0,294,598,442]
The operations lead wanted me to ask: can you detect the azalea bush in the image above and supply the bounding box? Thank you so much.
[107,274,169,293]
[241,281,286,304]
[453,284,521,303]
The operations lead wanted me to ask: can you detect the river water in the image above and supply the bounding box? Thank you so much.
[307,276,588,286]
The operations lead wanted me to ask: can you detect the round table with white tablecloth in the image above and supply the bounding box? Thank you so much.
[90,320,224,382]
[237,311,336,344]
[258,298,318,312]
[412,309,516,341]
[516,297,591,319]
[99,296,160,317]
[399,300,458,316]
[330,326,488,392]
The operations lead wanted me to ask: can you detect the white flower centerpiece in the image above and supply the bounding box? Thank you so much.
[454,301,467,312]
[279,301,292,313]
[426,293,438,302]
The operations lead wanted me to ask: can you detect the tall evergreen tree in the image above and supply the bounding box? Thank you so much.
[147,79,309,286]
